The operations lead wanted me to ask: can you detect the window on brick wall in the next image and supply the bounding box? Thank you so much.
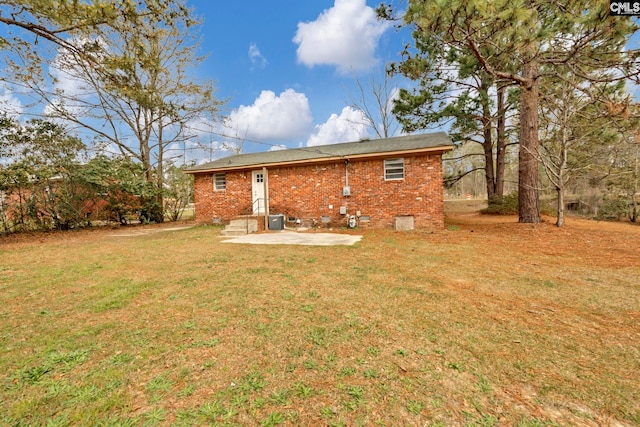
[384,158,404,180]
[214,173,226,191]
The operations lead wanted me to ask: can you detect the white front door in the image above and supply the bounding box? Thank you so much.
[252,170,266,214]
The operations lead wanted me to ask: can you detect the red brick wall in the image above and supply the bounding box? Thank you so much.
[192,153,446,230]
[193,170,253,221]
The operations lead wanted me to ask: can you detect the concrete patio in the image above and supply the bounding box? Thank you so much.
[220,230,362,246]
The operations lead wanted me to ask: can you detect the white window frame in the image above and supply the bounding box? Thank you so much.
[213,173,226,191]
[384,158,405,180]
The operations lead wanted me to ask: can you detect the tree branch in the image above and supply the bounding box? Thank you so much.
[444,167,485,186]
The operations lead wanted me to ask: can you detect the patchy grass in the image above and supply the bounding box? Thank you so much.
[0,215,639,426]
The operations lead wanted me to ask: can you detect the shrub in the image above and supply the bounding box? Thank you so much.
[481,193,519,215]
[596,196,628,221]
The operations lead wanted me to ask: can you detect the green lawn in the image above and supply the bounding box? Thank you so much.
[1,217,638,426]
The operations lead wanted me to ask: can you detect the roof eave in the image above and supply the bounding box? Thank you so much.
[184,145,454,174]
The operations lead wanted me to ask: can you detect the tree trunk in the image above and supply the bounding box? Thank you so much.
[153,160,165,223]
[141,139,153,184]
[518,61,541,223]
[481,88,495,200]
[495,84,507,199]
[556,186,564,227]
[555,127,569,227]
[632,141,639,222]
[152,119,165,224]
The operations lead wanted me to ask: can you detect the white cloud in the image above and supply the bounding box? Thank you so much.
[248,43,268,69]
[0,82,24,118]
[44,38,102,119]
[50,62,87,98]
[171,117,242,164]
[293,0,391,73]
[225,89,312,141]
[307,106,369,146]
[165,139,231,166]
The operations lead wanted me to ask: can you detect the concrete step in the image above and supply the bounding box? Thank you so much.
[229,219,258,228]
[221,229,251,237]
[221,218,258,236]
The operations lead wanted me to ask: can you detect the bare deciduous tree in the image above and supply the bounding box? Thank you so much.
[346,71,400,139]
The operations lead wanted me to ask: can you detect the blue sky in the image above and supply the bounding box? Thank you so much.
[185,0,410,158]
[0,0,411,164]
[2,1,639,166]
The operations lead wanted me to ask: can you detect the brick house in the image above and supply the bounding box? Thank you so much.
[184,132,454,230]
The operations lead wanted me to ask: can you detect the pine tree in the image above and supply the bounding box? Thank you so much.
[380,0,640,223]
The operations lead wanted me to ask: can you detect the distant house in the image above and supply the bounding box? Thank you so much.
[184,132,454,230]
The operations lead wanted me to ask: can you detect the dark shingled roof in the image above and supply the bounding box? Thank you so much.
[185,132,453,173]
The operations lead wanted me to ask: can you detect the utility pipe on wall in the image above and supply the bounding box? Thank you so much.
[344,158,349,187]
[263,166,269,230]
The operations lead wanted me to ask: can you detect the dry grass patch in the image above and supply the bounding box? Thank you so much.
[1,215,639,426]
